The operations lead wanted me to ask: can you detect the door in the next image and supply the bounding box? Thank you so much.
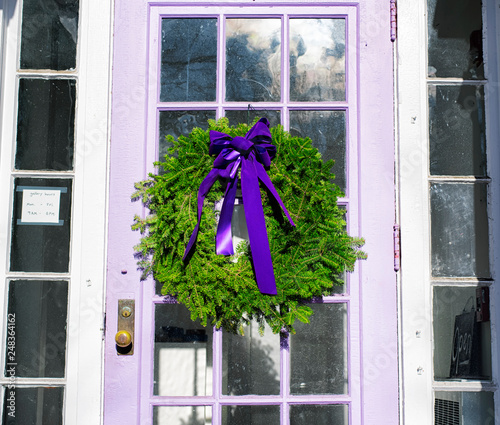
[104,1,397,424]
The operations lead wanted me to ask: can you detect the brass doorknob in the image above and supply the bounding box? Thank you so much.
[115,330,132,347]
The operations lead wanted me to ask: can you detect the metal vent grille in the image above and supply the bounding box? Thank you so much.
[435,398,460,425]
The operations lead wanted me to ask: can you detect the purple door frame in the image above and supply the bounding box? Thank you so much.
[104,1,398,424]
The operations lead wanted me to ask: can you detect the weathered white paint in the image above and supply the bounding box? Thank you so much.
[396,1,434,422]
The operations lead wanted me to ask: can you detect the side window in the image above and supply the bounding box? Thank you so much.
[2,1,79,422]
[427,0,493,406]
[398,0,497,423]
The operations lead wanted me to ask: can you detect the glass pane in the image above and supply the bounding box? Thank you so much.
[154,304,213,396]
[158,110,216,163]
[289,110,346,191]
[161,19,217,102]
[20,0,79,70]
[429,85,486,176]
[153,406,212,425]
[290,303,348,395]
[290,19,346,101]
[10,178,72,273]
[225,110,281,128]
[433,287,491,380]
[430,183,489,277]
[221,405,280,425]
[222,322,280,395]
[434,392,494,424]
[5,280,68,378]
[290,404,348,425]
[2,387,64,425]
[16,78,76,171]
[225,19,281,102]
[427,0,483,79]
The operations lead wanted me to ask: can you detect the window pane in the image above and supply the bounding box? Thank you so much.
[433,287,491,380]
[161,19,217,102]
[290,19,346,101]
[427,0,483,79]
[16,78,76,171]
[153,406,212,425]
[225,19,281,102]
[158,110,216,163]
[290,404,348,425]
[289,110,346,191]
[290,303,348,395]
[221,405,280,425]
[225,110,281,128]
[429,85,486,176]
[10,178,72,273]
[430,183,489,278]
[5,280,68,378]
[2,387,64,425]
[222,322,280,395]
[434,392,494,424]
[20,0,79,70]
[154,304,213,396]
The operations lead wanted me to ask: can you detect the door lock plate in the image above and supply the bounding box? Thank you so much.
[116,299,135,355]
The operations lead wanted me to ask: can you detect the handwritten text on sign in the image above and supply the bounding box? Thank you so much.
[21,189,61,224]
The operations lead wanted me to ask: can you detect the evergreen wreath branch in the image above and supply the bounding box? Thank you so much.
[132,118,366,335]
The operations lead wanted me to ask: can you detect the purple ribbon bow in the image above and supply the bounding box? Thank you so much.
[183,118,295,295]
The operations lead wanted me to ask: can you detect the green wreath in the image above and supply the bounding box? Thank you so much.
[132,118,365,335]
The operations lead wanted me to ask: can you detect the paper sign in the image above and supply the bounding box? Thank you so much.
[20,188,61,224]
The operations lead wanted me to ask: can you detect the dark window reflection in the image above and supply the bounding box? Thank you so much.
[6,280,68,378]
[290,303,348,395]
[158,110,216,164]
[290,404,348,425]
[290,110,346,191]
[428,0,483,79]
[2,387,64,425]
[20,0,79,70]
[221,405,280,425]
[161,19,217,102]
[16,78,76,171]
[225,109,281,128]
[429,85,486,176]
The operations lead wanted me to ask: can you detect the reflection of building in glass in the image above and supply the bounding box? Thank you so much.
[290,19,346,102]
[226,19,281,102]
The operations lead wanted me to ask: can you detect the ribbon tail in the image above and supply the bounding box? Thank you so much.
[216,175,238,255]
[183,169,220,262]
[241,158,277,295]
[255,162,295,227]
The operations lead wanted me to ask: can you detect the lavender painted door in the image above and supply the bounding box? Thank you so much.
[104,1,397,424]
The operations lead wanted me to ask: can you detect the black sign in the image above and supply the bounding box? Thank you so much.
[449,310,482,379]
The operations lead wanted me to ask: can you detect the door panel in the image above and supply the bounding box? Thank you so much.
[105,2,396,424]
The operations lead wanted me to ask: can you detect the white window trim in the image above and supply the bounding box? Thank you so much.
[0,0,113,423]
[397,0,500,423]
